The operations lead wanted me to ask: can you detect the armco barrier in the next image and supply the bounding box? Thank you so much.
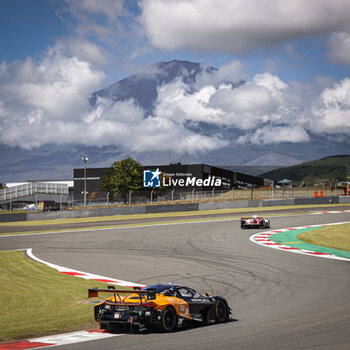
[27,206,146,221]
[2,196,348,222]
[0,213,27,222]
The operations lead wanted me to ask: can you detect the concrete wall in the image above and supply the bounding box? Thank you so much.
[261,199,295,207]
[145,203,199,213]
[199,198,295,210]
[339,196,350,203]
[199,201,250,210]
[294,196,339,205]
[27,203,200,221]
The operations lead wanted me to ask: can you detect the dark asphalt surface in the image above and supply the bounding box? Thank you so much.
[1,210,350,349]
[1,205,349,233]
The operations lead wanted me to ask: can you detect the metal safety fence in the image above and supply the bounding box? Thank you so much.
[0,182,68,202]
[73,185,344,207]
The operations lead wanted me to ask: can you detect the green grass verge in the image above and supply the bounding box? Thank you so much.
[297,223,350,252]
[0,250,124,342]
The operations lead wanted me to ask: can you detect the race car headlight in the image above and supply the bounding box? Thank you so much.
[104,304,112,310]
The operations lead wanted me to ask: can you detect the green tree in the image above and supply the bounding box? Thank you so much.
[100,157,143,203]
[0,182,4,189]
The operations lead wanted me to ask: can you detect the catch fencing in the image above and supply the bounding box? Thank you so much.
[73,185,341,207]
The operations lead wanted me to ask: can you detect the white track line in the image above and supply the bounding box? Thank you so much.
[26,248,145,288]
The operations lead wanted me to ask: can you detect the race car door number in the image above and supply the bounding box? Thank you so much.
[114,312,121,319]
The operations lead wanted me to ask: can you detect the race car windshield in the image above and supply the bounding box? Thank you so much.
[143,284,180,293]
[177,287,201,298]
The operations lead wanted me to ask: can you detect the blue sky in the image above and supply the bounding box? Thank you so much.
[0,0,350,171]
[0,1,67,61]
[2,0,349,83]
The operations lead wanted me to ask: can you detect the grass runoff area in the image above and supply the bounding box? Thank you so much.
[297,223,350,252]
[0,250,121,343]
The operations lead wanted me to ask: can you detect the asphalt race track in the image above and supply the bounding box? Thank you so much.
[1,210,350,349]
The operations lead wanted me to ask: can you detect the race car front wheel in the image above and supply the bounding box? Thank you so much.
[161,306,177,332]
[215,299,228,323]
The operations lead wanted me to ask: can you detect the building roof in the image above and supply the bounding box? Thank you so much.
[278,178,293,184]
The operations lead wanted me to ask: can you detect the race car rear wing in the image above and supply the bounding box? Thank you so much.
[241,217,265,220]
[88,286,156,303]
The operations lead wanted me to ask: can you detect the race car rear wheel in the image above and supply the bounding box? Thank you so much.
[215,299,228,323]
[160,306,177,332]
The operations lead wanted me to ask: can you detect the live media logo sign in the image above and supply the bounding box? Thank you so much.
[143,169,161,188]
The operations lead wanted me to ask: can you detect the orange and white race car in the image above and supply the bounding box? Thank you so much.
[89,284,231,332]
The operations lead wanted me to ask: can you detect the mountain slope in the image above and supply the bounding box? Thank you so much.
[90,60,218,115]
[260,155,350,184]
[243,152,303,166]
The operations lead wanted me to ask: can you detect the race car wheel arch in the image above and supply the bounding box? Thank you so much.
[160,305,177,332]
[215,298,229,323]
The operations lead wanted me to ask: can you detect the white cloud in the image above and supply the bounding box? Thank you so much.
[61,37,109,66]
[152,63,349,146]
[238,126,310,145]
[141,0,350,54]
[0,45,105,148]
[155,69,303,133]
[1,42,349,155]
[63,0,125,37]
[154,78,224,125]
[194,60,245,88]
[66,0,124,18]
[327,30,350,66]
[85,96,229,154]
[1,45,105,120]
[0,95,228,153]
[0,47,228,154]
[310,77,350,134]
[60,0,146,71]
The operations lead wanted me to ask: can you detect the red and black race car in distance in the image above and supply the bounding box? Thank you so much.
[241,215,270,229]
[89,284,232,333]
